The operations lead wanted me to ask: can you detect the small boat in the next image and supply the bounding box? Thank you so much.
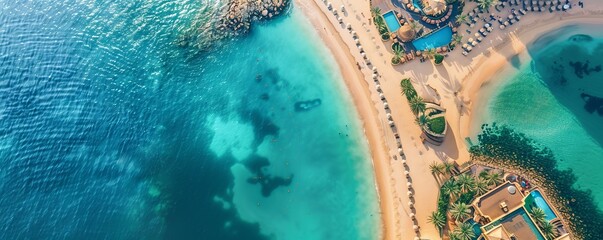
[294,99,322,112]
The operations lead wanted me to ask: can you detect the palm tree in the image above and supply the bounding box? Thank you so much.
[475,179,489,196]
[477,0,499,11]
[540,221,556,240]
[452,34,463,46]
[392,44,404,63]
[455,14,467,25]
[425,48,437,59]
[430,162,445,176]
[484,171,503,187]
[452,222,476,240]
[530,207,547,226]
[416,114,429,128]
[442,180,460,199]
[456,174,476,193]
[371,6,382,18]
[443,162,456,177]
[400,78,416,99]
[428,211,446,232]
[409,96,426,115]
[450,202,472,223]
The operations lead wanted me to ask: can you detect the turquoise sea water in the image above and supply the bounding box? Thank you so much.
[474,25,603,210]
[0,1,380,239]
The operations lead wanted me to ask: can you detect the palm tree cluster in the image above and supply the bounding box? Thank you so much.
[428,169,506,239]
[529,207,557,240]
[400,79,429,129]
[371,7,390,39]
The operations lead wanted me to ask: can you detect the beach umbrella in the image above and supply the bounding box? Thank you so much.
[413,225,419,230]
[389,120,394,126]
[500,25,506,29]
[327,2,332,9]
[407,191,413,196]
[407,182,412,188]
[340,5,345,11]
[376,84,381,91]
[487,27,493,32]
[384,102,389,109]
[557,5,562,10]
[346,23,352,30]
[380,93,385,99]
[563,4,569,10]
[386,113,392,119]
[358,46,363,52]
[402,160,407,166]
[372,67,377,72]
[398,148,403,154]
[404,170,410,176]
[361,52,366,58]
[352,31,357,36]
[410,213,415,219]
[372,74,378,79]
[338,17,343,23]
[354,39,359,44]
[504,21,510,26]
[409,201,414,207]
[515,15,521,21]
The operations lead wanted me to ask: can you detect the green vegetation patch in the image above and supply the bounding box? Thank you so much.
[470,124,603,240]
[428,116,446,134]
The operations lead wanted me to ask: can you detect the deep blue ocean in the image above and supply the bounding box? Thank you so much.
[0,0,380,239]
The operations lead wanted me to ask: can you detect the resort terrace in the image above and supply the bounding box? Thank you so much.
[472,181,524,222]
[482,207,545,240]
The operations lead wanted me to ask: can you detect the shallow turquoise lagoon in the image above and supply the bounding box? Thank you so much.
[473,25,603,210]
[0,1,380,239]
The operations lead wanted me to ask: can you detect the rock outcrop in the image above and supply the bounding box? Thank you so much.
[217,0,290,36]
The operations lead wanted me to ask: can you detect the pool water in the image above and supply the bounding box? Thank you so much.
[383,11,401,32]
[412,26,453,50]
[526,190,558,222]
[467,219,483,240]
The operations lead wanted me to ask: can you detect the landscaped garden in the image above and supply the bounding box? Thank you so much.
[400,78,447,144]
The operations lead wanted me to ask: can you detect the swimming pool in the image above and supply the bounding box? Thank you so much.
[466,219,483,240]
[412,26,453,50]
[526,190,558,222]
[383,11,401,32]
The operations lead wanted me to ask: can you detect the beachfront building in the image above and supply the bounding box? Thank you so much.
[469,179,572,240]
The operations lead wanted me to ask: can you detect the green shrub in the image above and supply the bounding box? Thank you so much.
[428,116,446,134]
[434,54,444,64]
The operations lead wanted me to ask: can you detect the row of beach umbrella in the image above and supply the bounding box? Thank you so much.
[322,1,420,235]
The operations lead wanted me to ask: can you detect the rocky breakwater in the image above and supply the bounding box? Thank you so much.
[219,0,290,35]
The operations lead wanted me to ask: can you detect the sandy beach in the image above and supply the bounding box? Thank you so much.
[296,0,603,239]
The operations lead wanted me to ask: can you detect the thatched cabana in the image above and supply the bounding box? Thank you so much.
[397,24,416,42]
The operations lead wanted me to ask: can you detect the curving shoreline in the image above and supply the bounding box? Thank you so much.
[294,0,603,239]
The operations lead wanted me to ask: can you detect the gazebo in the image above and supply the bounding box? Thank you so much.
[397,24,416,42]
[422,0,447,16]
